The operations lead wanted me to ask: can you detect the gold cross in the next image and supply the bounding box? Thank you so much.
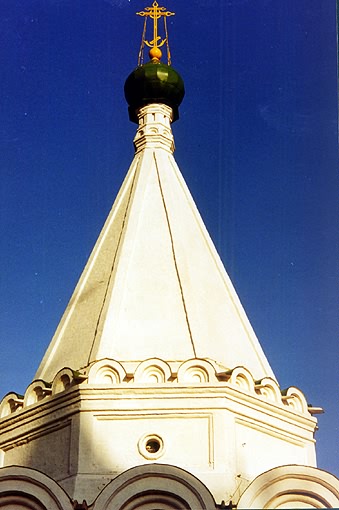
[137,1,175,49]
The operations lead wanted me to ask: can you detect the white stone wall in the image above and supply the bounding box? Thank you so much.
[0,361,318,505]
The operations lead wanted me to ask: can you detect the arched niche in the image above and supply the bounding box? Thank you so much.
[93,463,216,510]
[0,465,73,510]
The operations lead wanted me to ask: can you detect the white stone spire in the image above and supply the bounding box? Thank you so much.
[3,11,338,505]
[35,103,275,383]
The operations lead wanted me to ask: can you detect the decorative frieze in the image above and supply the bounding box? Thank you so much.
[0,358,314,419]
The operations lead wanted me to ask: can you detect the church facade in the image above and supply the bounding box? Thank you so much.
[0,4,338,509]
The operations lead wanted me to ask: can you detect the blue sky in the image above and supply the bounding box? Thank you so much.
[0,0,338,476]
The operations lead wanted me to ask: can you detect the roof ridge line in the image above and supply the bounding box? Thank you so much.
[153,151,197,358]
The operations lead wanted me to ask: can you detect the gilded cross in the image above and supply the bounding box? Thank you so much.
[136,1,175,49]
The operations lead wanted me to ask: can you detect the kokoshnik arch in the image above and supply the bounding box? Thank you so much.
[0,2,338,509]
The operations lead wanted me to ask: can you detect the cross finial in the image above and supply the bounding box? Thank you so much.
[136,1,175,65]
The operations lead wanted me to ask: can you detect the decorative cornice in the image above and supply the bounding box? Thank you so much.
[0,359,316,425]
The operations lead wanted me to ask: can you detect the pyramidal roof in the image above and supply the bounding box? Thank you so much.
[35,100,275,383]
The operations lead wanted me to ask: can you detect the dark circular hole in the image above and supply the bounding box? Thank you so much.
[145,439,160,453]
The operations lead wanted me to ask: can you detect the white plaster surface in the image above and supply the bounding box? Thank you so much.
[0,375,319,504]
[34,104,274,384]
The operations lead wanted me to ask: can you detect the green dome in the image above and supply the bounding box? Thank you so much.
[124,61,185,123]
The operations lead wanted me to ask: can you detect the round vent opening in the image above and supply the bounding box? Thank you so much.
[138,434,164,460]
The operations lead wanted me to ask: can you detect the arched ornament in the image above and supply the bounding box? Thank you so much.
[0,465,73,510]
[177,359,217,383]
[88,359,127,385]
[93,463,216,510]
[237,464,339,509]
[134,358,171,383]
[24,381,52,407]
[0,392,24,417]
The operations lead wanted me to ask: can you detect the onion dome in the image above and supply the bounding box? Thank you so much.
[124,57,185,123]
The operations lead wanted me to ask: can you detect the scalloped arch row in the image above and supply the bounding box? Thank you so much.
[0,359,312,419]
